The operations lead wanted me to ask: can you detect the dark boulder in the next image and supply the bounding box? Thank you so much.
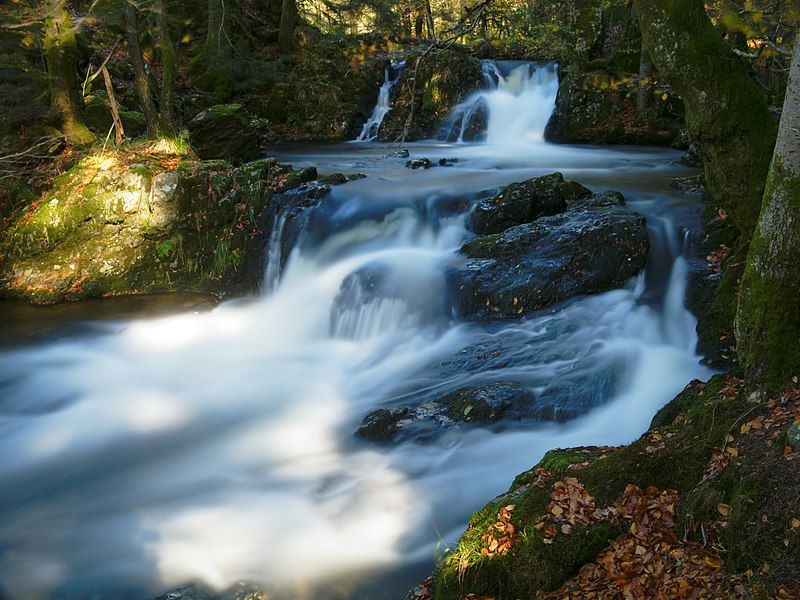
[439,382,536,423]
[187,104,269,164]
[467,172,592,235]
[545,68,684,146]
[354,382,538,444]
[449,191,649,321]
[355,407,413,443]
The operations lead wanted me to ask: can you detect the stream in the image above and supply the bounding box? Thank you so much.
[0,64,713,600]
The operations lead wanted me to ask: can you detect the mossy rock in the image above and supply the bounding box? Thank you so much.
[0,153,312,303]
[427,374,800,598]
[187,104,268,164]
[378,49,484,141]
[545,67,684,146]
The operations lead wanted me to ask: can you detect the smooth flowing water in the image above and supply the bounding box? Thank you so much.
[0,65,712,600]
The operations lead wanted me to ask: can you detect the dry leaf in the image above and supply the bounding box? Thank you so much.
[717,503,731,517]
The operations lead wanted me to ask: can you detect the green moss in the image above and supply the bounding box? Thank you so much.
[430,375,762,598]
[735,157,800,389]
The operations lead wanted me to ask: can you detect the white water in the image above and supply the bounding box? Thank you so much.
[443,61,559,143]
[355,62,405,142]
[0,75,711,600]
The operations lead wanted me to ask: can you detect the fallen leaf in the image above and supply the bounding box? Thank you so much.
[717,503,730,517]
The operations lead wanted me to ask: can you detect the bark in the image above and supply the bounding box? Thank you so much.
[206,0,230,58]
[277,0,296,54]
[424,0,435,38]
[635,47,653,118]
[101,65,125,145]
[632,0,777,239]
[42,0,94,145]
[157,0,178,132]
[124,0,159,139]
[735,39,800,389]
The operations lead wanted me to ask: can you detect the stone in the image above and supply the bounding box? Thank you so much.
[439,382,537,423]
[0,156,314,303]
[187,104,267,164]
[466,172,592,235]
[449,191,649,321]
[406,158,432,170]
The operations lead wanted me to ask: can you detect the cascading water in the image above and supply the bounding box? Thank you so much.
[355,61,405,142]
[0,66,711,600]
[440,60,559,143]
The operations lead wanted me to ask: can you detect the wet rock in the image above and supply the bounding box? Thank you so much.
[670,175,704,195]
[389,149,410,158]
[438,97,489,142]
[467,172,592,235]
[152,584,216,600]
[438,158,459,166]
[152,582,267,600]
[439,382,536,423]
[536,353,628,421]
[449,191,649,321]
[259,181,332,271]
[406,158,432,170]
[319,173,348,185]
[356,382,541,444]
[355,407,413,442]
[187,104,269,164]
[377,49,483,141]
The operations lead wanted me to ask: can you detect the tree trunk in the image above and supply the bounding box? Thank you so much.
[157,0,178,132]
[124,0,159,139]
[42,0,94,145]
[735,39,800,389]
[206,0,230,58]
[632,0,777,239]
[101,65,125,145]
[635,47,653,119]
[424,0,435,38]
[277,0,296,54]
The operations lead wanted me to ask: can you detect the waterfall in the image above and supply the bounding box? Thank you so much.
[0,142,711,600]
[355,61,405,142]
[440,60,559,143]
[263,212,287,294]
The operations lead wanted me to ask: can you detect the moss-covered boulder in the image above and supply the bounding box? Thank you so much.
[0,151,318,304]
[187,104,271,164]
[83,92,147,139]
[423,375,800,598]
[545,67,685,145]
[377,48,484,141]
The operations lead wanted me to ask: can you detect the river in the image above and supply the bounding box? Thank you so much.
[0,64,713,600]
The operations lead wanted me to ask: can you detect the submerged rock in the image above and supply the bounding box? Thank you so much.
[467,172,592,235]
[439,382,537,423]
[450,190,649,321]
[406,157,432,169]
[152,582,267,600]
[355,382,542,444]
